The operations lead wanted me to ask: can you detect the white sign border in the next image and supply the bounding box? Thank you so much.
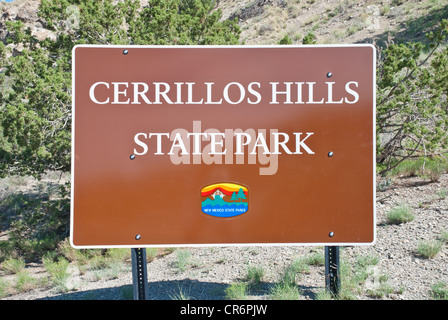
[70,44,377,249]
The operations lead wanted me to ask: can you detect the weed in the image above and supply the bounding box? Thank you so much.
[281,261,303,286]
[377,178,392,191]
[174,250,192,272]
[381,5,390,16]
[0,184,70,261]
[246,265,265,289]
[92,262,127,281]
[347,21,365,36]
[14,270,38,293]
[106,248,131,262]
[333,253,400,300]
[366,281,397,298]
[169,285,192,300]
[225,282,248,300]
[423,158,447,182]
[389,159,424,177]
[386,204,415,224]
[431,281,448,300]
[82,250,130,281]
[57,239,77,262]
[389,157,448,181]
[306,251,325,266]
[0,277,10,298]
[332,29,347,41]
[356,254,379,269]
[89,255,111,271]
[315,288,333,300]
[416,240,442,259]
[269,281,301,300]
[163,247,177,255]
[439,230,448,243]
[304,15,319,26]
[1,257,25,275]
[146,248,158,262]
[257,23,272,36]
[43,256,70,292]
[337,260,362,300]
[268,258,305,300]
[437,188,447,200]
[287,2,301,18]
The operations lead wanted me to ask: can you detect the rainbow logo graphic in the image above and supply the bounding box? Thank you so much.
[201,183,249,217]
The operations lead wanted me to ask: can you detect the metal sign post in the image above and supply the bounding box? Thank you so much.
[131,248,149,300]
[325,246,341,297]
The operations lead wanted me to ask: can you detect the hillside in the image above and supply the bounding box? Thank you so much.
[217,0,448,46]
[1,0,447,47]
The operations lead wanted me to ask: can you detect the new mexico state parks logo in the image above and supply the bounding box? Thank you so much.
[201,183,249,217]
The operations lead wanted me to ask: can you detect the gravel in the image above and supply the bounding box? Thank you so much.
[1,173,447,300]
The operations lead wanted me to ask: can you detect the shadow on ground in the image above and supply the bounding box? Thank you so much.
[37,279,320,300]
[37,280,230,300]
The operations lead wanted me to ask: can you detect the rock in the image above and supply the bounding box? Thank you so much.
[0,0,55,44]
[31,26,56,41]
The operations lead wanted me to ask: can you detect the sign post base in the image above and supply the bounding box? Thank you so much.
[131,248,149,300]
[325,246,341,297]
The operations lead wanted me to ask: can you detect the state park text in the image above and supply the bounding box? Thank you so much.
[133,121,314,176]
[88,80,361,175]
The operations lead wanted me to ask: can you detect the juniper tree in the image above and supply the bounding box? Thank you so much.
[376,19,448,174]
[0,0,240,178]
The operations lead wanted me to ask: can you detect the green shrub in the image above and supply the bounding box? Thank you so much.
[386,204,415,224]
[278,35,292,44]
[302,31,317,44]
[268,258,305,300]
[431,281,448,300]
[306,251,325,266]
[389,158,425,177]
[14,270,38,293]
[439,230,448,243]
[269,281,301,300]
[246,265,265,288]
[0,186,70,261]
[1,258,25,275]
[174,250,192,272]
[376,20,448,175]
[423,158,448,182]
[438,188,447,200]
[416,240,442,259]
[0,277,10,298]
[146,248,158,262]
[225,282,248,300]
[43,255,71,291]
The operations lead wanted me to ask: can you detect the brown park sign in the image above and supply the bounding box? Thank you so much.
[70,45,376,248]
